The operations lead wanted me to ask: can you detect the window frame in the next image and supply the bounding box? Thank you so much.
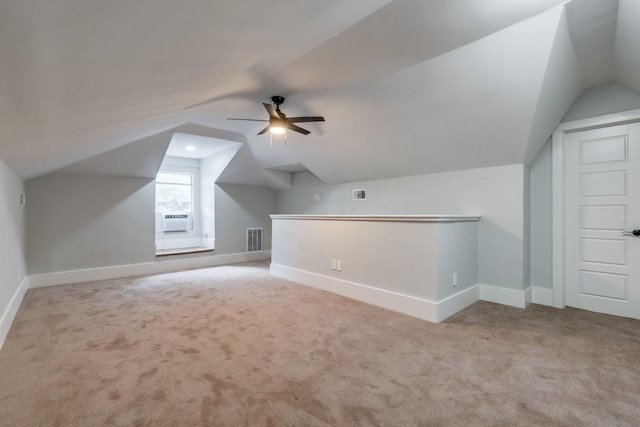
[155,171,195,214]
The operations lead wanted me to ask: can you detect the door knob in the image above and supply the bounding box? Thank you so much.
[622,229,640,236]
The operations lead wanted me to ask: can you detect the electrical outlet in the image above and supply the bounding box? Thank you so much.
[336,260,342,272]
[313,194,321,202]
[453,273,458,287]
[331,259,337,270]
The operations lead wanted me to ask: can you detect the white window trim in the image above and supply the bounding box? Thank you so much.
[156,171,195,214]
[155,161,201,237]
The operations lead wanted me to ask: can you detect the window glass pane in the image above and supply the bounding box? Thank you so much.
[156,172,192,185]
[156,183,192,212]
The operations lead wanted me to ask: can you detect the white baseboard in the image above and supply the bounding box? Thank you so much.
[525,286,533,306]
[270,263,479,323]
[478,285,552,308]
[28,251,271,288]
[0,277,29,351]
[437,285,480,322]
[479,284,531,309]
[532,286,553,306]
[270,263,554,318]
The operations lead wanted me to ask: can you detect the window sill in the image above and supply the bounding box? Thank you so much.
[155,247,215,257]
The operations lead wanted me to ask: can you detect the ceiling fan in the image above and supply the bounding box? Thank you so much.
[228,96,325,137]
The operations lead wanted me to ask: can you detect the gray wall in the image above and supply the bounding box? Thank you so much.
[562,83,640,122]
[200,146,242,245]
[26,172,276,275]
[277,164,528,290]
[215,184,277,254]
[436,221,479,299]
[0,159,26,318]
[523,165,531,290]
[26,172,156,274]
[529,140,553,289]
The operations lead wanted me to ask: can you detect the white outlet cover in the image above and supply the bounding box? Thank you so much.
[336,260,342,271]
[313,194,320,202]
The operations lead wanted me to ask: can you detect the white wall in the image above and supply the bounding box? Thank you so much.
[214,184,276,254]
[0,158,26,327]
[277,164,528,290]
[200,158,216,247]
[26,172,157,274]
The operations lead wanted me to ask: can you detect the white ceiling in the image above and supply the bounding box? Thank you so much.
[1,0,640,188]
[165,133,240,160]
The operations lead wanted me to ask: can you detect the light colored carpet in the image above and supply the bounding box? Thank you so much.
[0,261,638,426]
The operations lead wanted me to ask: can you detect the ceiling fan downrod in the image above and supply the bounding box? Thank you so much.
[271,96,285,114]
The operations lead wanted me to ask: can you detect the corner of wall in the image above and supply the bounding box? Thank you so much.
[523,165,531,290]
[0,277,28,351]
[0,158,27,350]
[214,184,276,254]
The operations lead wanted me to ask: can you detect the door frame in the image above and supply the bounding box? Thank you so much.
[551,108,640,308]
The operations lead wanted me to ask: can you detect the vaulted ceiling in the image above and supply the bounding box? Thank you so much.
[1,0,639,188]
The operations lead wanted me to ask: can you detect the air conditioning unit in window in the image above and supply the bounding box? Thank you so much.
[162,214,190,232]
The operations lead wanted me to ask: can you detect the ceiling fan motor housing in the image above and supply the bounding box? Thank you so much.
[271,96,285,107]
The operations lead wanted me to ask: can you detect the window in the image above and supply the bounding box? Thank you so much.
[155,172,193,213]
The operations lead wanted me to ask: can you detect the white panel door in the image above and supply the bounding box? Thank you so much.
[565,123,640,319]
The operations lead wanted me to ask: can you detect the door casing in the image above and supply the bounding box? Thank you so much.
[551,108,640,308]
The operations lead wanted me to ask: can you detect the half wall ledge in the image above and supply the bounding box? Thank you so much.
[270,214,481,322]
[270,214,481,222]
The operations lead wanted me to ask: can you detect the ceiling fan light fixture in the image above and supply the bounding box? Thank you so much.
[227,95,324,138]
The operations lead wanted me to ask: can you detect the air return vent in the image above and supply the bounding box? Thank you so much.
[352,189,366,200]
[246,228,263,252]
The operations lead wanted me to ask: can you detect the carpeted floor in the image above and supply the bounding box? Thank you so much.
[0,261,638,426]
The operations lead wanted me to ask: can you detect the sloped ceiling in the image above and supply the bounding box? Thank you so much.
[1,0,639,188]
[58,123,244,179]
[614,0,640,95]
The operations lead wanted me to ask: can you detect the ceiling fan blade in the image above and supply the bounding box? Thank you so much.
[227,118,269,122]
[257,125,270,135]
[286,123,311,135]
[263,103,282,119]
[286,116,325,123]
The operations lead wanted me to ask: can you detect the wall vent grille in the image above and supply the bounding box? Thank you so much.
[352,189,366,200]
[246,228,263,252]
